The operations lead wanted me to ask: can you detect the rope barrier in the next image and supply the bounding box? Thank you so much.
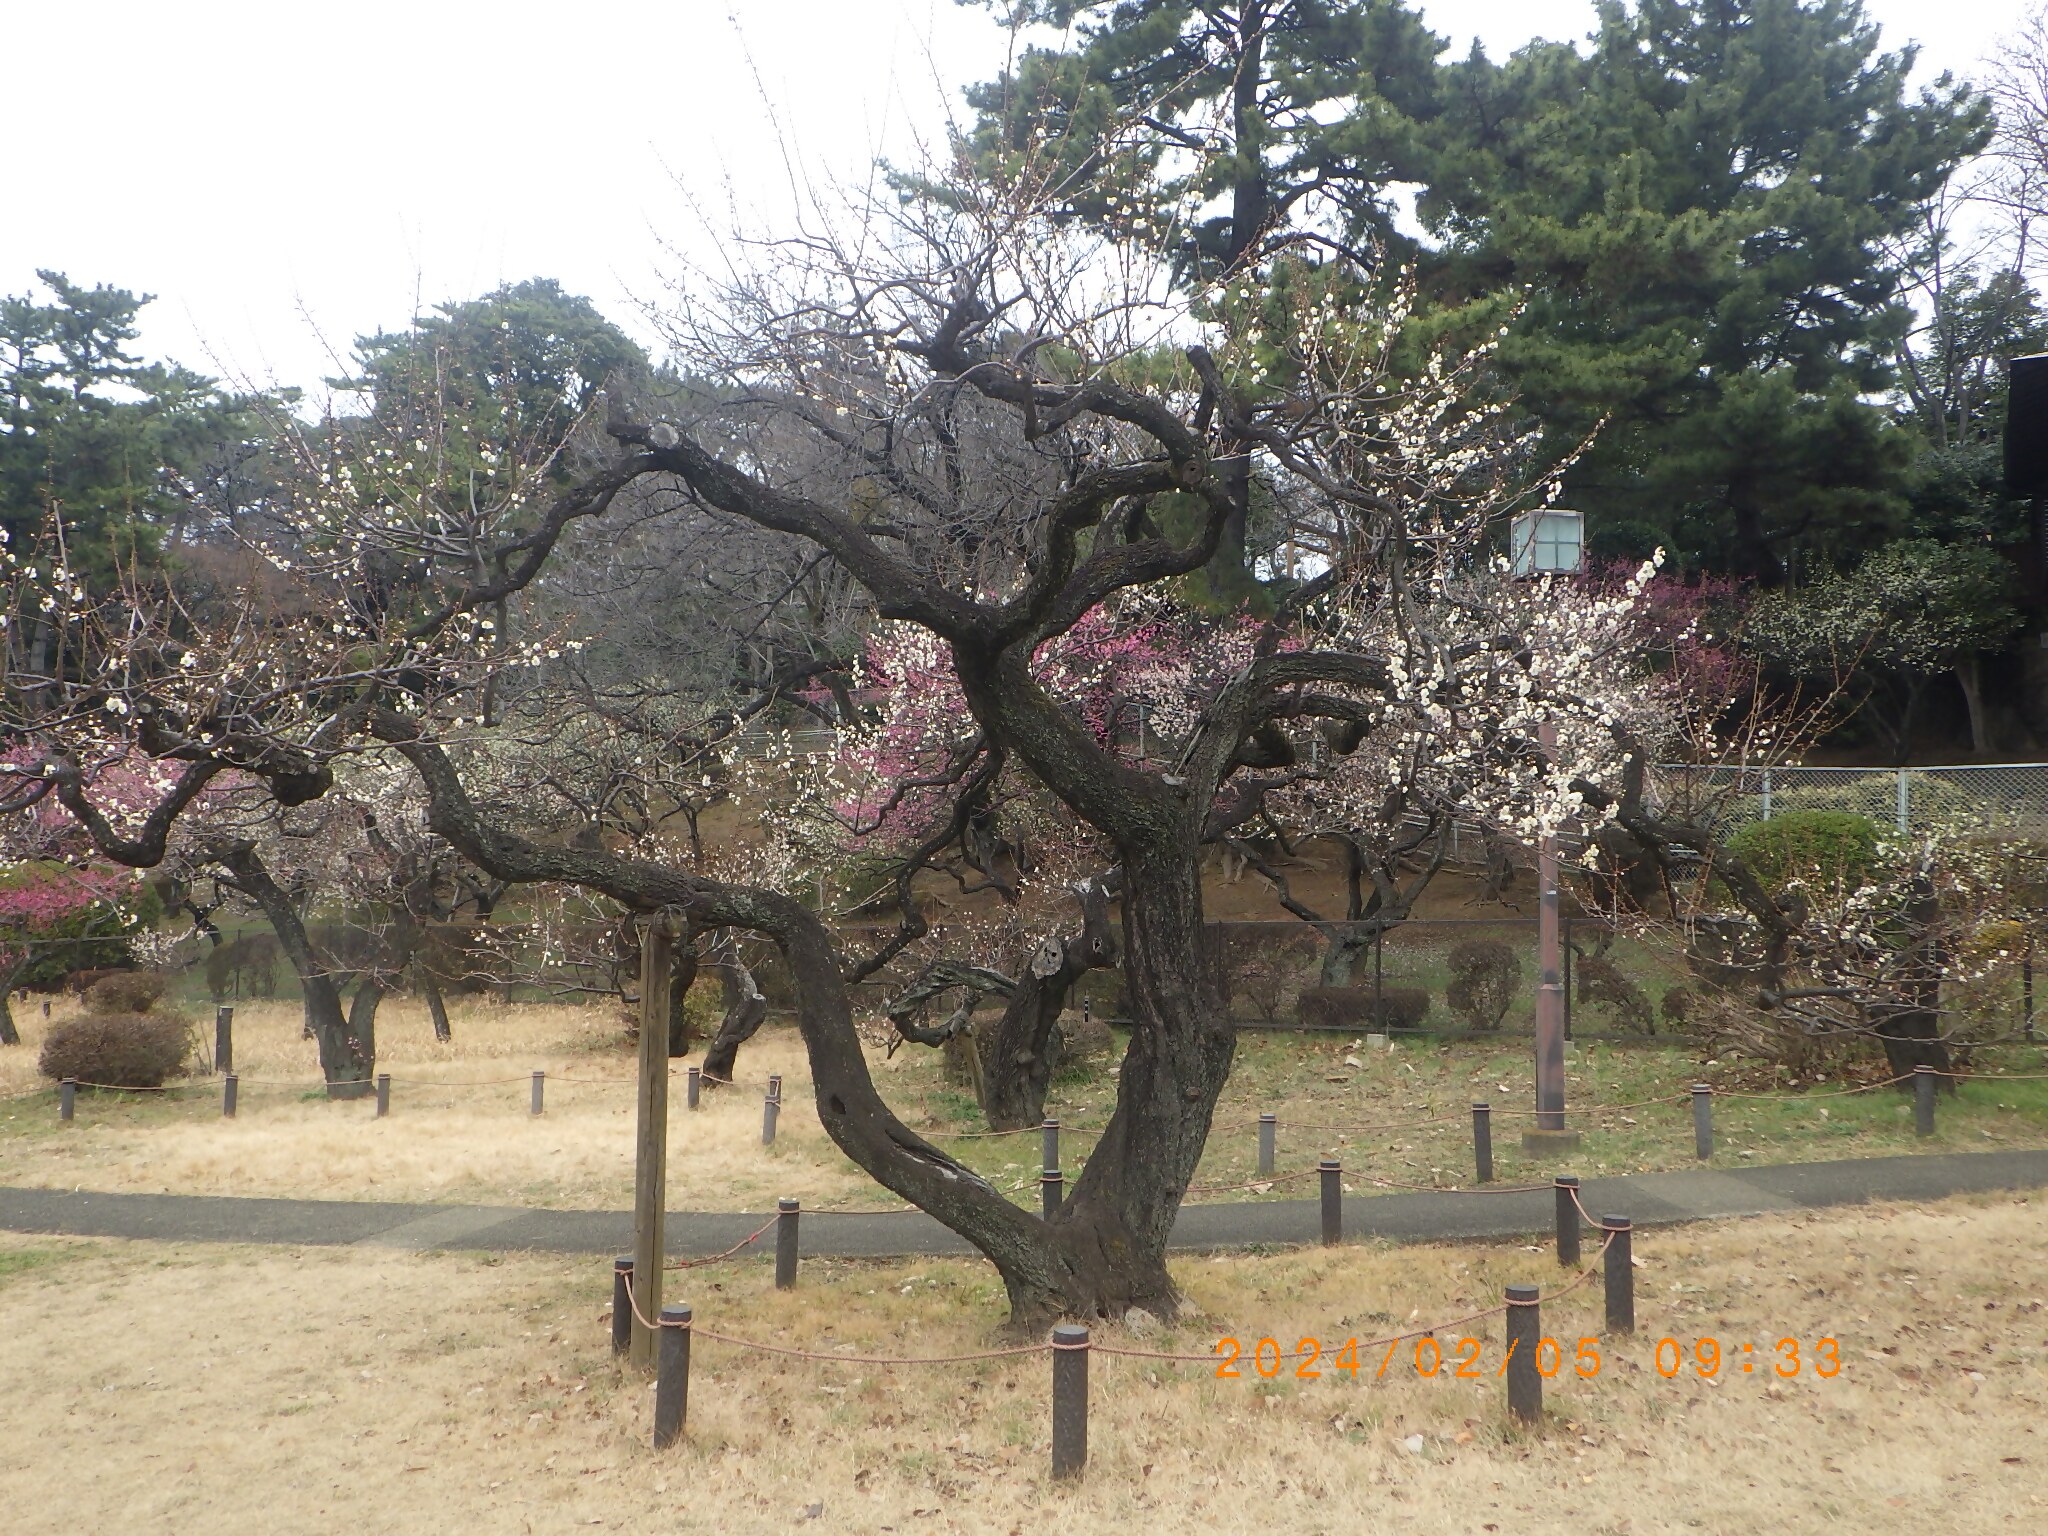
[1713,1074,1910,1100]
[664,1217,778,1271]
[1185,1166,1322,1194]
[692,1328,1049,1365]
[1565,1185,1633,1233]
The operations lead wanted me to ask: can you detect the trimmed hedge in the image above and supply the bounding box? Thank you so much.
[1725,809,1882,893]
[39,1011,193,1089]
[1297,986,1430,1032]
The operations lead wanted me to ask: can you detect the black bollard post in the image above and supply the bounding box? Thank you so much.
[531,1071,545,1116]
[1692,1083,1712,1160]
[653,1305,692,1449]
[1041,1168,1064,1218]
[686,1065,701,1110]
[1051,1324,1090,1478]
[775,1198,800,1290]
[1604,1215,1634,1334]
[215,1005,234,1075]
[611,1258,634,1356]
[1042,1118,1060,1174]
[1319,1158,1342,1246]
[1914,1065,1937,1137]
[762,1074,781,1145]
[1472,1102,1494,1184]
[1506,1285,1541,1424]
[375,1073,391,1118]
[59,1077,75,1123]
[1258,1112,1276,1178]
[1554,1176,1581,1268]
[223,1073,238,1119]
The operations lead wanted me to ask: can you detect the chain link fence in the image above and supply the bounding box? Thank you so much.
[1653,762,2048,837]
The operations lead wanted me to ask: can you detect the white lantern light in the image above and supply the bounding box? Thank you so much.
[1510,509,1585,576]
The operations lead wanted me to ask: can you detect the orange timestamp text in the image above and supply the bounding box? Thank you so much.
[1211,1335,1843,1381]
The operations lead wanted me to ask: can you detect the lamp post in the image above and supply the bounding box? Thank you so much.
[1524,718,1580,1154]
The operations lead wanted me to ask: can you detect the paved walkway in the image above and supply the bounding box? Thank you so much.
[5,1149,2046,1260]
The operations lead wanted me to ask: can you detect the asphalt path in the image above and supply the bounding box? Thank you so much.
[5,1148,2046,1260]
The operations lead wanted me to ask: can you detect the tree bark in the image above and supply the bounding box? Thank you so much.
[416,959,453,1042]
[701,960,768,1081]
[216,842,373,1099]
[667,946,698,1057]
[1956,655,1992,757]
[978,878,1120,1130]
[1876,875,1956,1085]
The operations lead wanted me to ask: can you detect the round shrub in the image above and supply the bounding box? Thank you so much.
[1445,939,1521,1031]
[1725,810,1882,894]
[83,970,169,1015]
[39,1011,193,1089]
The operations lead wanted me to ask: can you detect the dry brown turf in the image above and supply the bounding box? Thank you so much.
[2,1193,2045,1533]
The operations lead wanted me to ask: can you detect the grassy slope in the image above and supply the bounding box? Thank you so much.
[6,996,2048,1211]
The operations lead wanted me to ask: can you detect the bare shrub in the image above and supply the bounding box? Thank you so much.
[1445,940,1521,1031]
[1574,955,1655,1034]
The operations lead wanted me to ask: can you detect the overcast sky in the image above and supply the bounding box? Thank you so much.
[6,0,2031,398]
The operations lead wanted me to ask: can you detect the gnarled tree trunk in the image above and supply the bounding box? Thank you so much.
[701,960,768,1080]
[217,841,374,1099]
[977,877,1119,1129]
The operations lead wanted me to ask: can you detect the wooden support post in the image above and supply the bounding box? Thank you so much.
[214,1005,233,1075]
[1692,1083,1713,1160]
[531,1070,545,1116]
[1506,1286,1541,1424]
[1914,1065,1937,1137]
[631,917,675,1371]
[1604,1216,1634,1334]
[59,1078,75,1123]
[775,1198,800,1290]
[1554,1176,1581,1267]
[762,1074,782,1145]
[1472,1102,1493,1183]
[1051,1324,1090,1478]
[686,1065,701,1110]
[654,1305,691,1449]
[1257,1112,1276,1178]
[611,1258,634,1356]
[1319,1159,1342,1245]
[375,1073,391,1118]
[222,1073,237,1119]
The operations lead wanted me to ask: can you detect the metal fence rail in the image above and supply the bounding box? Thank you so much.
[1653,762,2048,836]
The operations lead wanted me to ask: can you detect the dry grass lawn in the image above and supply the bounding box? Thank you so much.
[2,1194,2044,1533]
[7,994,2048,1216]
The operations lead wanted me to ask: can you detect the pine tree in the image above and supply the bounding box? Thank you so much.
[1428,0,1992,580]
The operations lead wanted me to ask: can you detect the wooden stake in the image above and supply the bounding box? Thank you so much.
[631,917,675,1370]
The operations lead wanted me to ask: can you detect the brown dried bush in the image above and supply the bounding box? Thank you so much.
[1445,940,1521,1032]
[1297,986,1430,1032]
[39,1011,193,1089]
[83,971,169,1015]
